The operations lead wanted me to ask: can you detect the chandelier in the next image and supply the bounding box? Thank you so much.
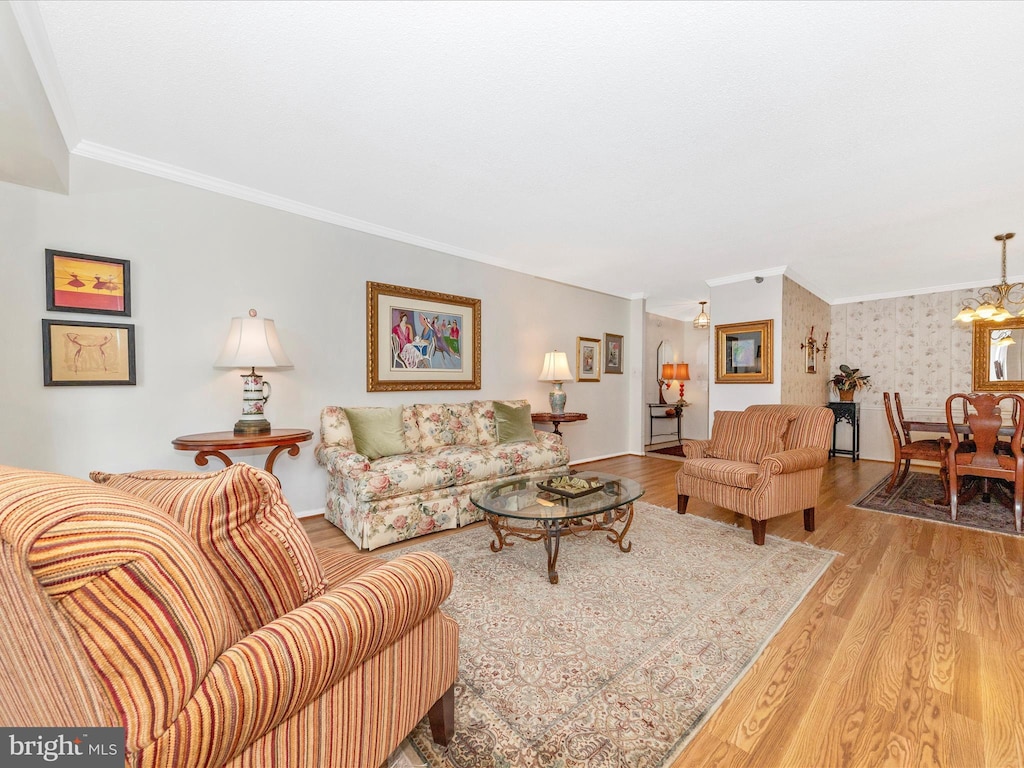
[954,233,1020,323]
[693,301,710,329]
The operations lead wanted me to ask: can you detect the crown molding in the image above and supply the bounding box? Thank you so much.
[780,266,833,304]
[705,265,787,287]
[72,140,504,263]
[831,275,1024,305]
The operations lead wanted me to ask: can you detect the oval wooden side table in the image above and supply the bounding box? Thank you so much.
[172,428,314,477]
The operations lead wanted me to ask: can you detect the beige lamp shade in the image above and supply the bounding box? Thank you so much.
[539,351,572,382]
[214,310,293,369]
[539,350,573,415]
[214,309,292,436]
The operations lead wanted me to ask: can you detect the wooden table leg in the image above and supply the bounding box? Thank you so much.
[194,450,232,468]
[265,444,300,474]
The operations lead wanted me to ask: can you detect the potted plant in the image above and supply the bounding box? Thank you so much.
[830,364,871,401]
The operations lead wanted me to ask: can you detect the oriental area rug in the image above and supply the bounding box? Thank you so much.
[388,502,836,768]
[853,470,1023,537]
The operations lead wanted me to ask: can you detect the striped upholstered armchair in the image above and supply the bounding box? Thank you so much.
[675,404,834,544]
[0,463,458,768]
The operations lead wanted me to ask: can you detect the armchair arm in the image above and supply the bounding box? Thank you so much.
[314,443,371,474]
[759,447,829,477]
[534,430,563,449]
[681,439,711,459]
[145,551,454,767]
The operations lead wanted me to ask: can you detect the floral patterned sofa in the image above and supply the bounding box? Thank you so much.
[316,400,570,550]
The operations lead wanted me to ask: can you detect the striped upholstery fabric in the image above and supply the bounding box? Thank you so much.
[134,552,457,768]
[746,403,829,451]
[91,464,327,634]
[315,546,390,589]
[0,467,241,753]
[706,410,794,463]
[677,405,833,537]
[680,457,760,489]
[0,464,460,768]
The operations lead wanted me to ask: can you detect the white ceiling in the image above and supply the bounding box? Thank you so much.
[12,0,1024,318]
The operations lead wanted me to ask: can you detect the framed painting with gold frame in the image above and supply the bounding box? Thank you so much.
[42,318,136,386]
[715,319,773,384]
[367,281,481,391]
[972,317,1024,392]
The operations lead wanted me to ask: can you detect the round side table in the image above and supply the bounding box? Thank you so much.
[530,412,588,437]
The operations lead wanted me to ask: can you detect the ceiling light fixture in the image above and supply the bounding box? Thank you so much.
[693,301,710,330]
[954,233,1020,323]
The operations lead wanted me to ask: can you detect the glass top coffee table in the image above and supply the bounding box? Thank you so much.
[470,471,644,584]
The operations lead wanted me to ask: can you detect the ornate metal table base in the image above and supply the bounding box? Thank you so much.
[485,503,634,584]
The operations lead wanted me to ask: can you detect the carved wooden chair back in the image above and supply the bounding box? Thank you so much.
[945,392,1024,532]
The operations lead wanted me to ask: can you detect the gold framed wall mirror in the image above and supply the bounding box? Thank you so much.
[973,318,1024,391]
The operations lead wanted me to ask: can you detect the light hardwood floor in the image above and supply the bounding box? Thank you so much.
[302,455,1024,767]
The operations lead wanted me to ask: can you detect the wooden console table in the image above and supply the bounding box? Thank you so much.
[531,412,588,437]
[172,428,314,476]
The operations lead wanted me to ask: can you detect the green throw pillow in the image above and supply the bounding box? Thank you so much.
[494,401,536,444]
[344,406,407,460]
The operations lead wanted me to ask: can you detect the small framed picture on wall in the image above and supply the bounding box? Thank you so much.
[576,337,601,382]
[45,249,131,316]
[603,333,624,374]
[42,319,137,386]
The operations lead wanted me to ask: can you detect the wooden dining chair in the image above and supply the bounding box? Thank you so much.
[883,392,949,503]
[945,392,1024,532]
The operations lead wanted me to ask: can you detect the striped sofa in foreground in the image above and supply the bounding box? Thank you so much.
[675,404,834,544]
[0,463,458,768]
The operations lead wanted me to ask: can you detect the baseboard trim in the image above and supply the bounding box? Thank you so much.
[570,452,632,464]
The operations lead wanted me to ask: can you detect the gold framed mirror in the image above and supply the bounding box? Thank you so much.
[972,318,1024,391]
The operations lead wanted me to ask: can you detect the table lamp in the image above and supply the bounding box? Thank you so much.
[668,363,690,401]
[538,351,573,415]
[214,309,293,435]
[660,363,690,403]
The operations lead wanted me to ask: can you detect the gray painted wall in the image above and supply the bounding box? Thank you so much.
[1,156,633,515]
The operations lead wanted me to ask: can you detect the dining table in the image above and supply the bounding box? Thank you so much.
[901,420,1017,438]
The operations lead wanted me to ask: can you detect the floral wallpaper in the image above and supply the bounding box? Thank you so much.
[829,288,975,412]
[781,277,831,406]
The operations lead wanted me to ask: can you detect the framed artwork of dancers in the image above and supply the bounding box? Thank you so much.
[42,319,137,386]
[45,249,131,316]
[366,281,481,391]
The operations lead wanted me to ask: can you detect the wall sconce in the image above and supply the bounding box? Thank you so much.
[800,326,828,374]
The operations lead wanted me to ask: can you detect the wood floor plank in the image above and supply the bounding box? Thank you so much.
[300,454,1024,767]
